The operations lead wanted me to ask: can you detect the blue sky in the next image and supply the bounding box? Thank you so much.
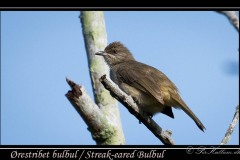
[1,11,239,145]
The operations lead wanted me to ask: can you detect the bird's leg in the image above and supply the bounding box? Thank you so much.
[131,96,143,124]
[132,96,138,104]
[139,111,153,124]
[147,113,153,119]
[131,96,153,124]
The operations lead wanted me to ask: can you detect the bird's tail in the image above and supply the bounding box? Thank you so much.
[172,95,206,132]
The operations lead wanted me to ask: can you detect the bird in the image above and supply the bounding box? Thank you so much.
[95,41,206,132]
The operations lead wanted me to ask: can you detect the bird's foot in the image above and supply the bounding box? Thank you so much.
[147,113,153,119]
[139,112,153,124]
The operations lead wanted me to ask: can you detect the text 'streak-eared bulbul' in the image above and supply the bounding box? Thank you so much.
[96,41,205,132]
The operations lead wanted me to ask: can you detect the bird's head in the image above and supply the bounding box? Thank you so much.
[95,41,135,66]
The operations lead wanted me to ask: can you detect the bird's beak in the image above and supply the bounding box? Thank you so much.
[95,51,107,56]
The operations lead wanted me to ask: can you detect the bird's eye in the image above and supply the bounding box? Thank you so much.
[111,48,117,54]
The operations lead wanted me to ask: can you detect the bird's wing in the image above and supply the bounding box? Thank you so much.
[117,62,165,105]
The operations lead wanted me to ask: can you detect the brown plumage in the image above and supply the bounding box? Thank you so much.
[96,41,206,132]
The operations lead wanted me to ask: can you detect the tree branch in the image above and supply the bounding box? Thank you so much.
[99,75,175,145]
[220,105,239,145]
[65,78,124,145]
[80,11,113,106]
[78,11,125,144]
[217,11,239,32]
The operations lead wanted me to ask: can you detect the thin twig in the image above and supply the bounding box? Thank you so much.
[220,105,239,145]
[99,75,175,145]
[217,11,239,32]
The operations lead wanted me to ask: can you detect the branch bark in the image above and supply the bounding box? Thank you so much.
[80,11,110,105]
[80,11,125,144]
[65,78,124,145]
[65,11,125,145]
[99,75,175,145]
[220,105,239,145]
